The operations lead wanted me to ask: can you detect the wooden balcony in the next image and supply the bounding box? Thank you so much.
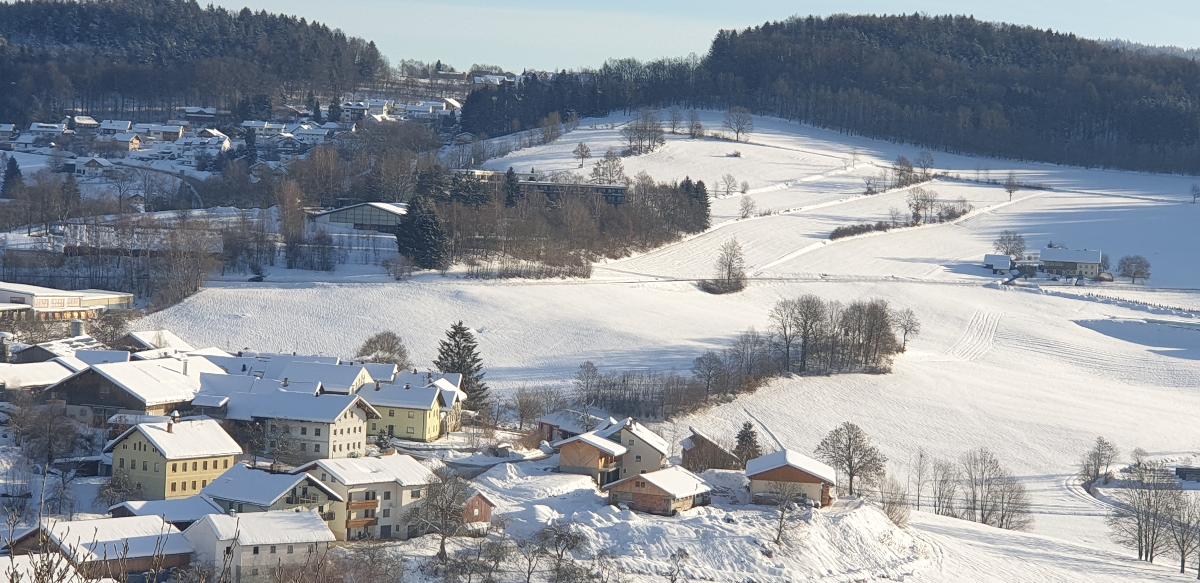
[346,517,377,529]
[347,499,379,511]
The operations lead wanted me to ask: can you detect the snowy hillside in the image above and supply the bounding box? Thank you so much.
[141,111,1200,580]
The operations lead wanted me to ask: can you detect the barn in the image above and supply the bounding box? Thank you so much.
[604,466,712,515]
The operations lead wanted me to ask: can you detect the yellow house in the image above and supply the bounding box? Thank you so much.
[361,383,450,442]
[105,417,242,500]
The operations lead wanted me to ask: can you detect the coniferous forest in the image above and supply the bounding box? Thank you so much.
[0,0,385,122]
[461,14,1200,174]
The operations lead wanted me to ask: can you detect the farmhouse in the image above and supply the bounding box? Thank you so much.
[201,463,343,517]
[104,416,243,500]
[1040,247,1103,278]
[183,510,336,583]
[99,119,132,134]
[595,417,670,478]
[361,378,465,441]
[604,466,712,516]
[46,356,224,424]
[74,156,114,178]
[10,331,107,363]
[745,449,837,507]
[311,202,408,233]
[681,426,742,472]
[294,452,436,541]
[555,431,627,486]
[5,515,193,579]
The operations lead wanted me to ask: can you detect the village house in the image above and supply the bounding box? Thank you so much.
[205,351,339,378]
[105,416,243,500]
[463,489,498,528]
[594,417,671,478]
[745,449,837,507]
[98,119,132,134]
[681,426,742,472]
[101,131,143,153]
[555,431,627,486]
[68,115,100,131]
[311,202,408,234]
[0,360,77,391]
[109,496,223,530]
[223,390,378,462]
[983,253,1013,274]
[1040,247,1103,278]
[183,510,336,583]
[10,331,107,364]
[181,106,218,125]
[5,515,194,579]
[74,156,114,178]
[240,120,287,137]
[46,355,224,425]
[538,409,613,443]
[0,123,15,137]
[272,361,373,395]
[201,463,343,518]
[293,452,435,541]
[120,329,196,353]
[132,123,185,142]
[604,466,712,516]
[360,377,465,441]
[28,122,68,136]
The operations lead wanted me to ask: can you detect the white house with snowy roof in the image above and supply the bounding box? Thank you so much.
[109,496,223,529]
[603,465,712,515]
[293,452,435,540]
[5,515,194,577]
[745,449,837,507]
[1039,247,1103,278]
[222,390,378,462]
[594,417,671,477]
[47,355,224,424]
[183,510,335,582]
[105,416,243,500]
[201,462,343,518]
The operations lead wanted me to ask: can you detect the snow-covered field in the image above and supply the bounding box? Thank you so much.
[141,111,1200,580]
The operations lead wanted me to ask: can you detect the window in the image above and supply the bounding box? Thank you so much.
[270,546,276,554]
[383,491,391,500]
[119,458,125,469]
[473,508,480,516]
[154,463,160,473]
[287,545,294,554]
[635,455,642,463]
[171,463,177,472]
[192,462,198,471]
[314,444,320,453]
[224,459,229,469]
[171,482,177,492]
[202,460,208,471]
[315,428,321,437]
[301,427,307,436]
[142,461,148,471]
[412,489,422,499]
[202,480,208,488]
[407,411,414,419]
[252,547,259,555]
[382,509,390,518]
[406,427,414,434]
[388,410,394,417]
[301,443,307,451]
[191,480,197,490]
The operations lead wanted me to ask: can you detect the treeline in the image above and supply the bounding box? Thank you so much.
[0,0,386,122]
[394,164,711,273]
[461,14,1200,174]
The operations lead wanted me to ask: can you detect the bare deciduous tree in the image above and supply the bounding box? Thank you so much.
[877,473,911,526]
[355,331,412,368]
[405,467,470,561]
[572,142,591,168]
[1108,459,1175,563]
[993,230,1026,257]
[723,107,754,142]
[738,196,756,219]
[1004,171,1019,201]
[894,308,921,351]
[700,239,747,294]
[1080,436,1120,487]
[1117,255,1151,283]
[814,421,887,497]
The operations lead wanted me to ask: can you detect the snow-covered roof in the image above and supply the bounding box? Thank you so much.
[52,356,90,373]
[0,361,74,390]
[100,120,132,131]
[0,554,87,582]
[38,516,192,563]
[360,383,440,410]
[596,418,671,457]
[105,418,242,460]
[553,431,628,457]
[197,372,321,398]
[605,466,711,498]
[111,497,221,524]
[111,132,140,142]
[312,202,408,219]
[745,449,837,485]
[202,463,343,507]
[272,362,368,393]
[984,254,1013,269]
[25,335,107,359]
[358,362,398,383]
[185,510,335,546]
[297,454,434,487]
[106,413,169,426]
[225,391,378,424]
[74,350,130,366]
[125,330,196,352]
[538,409,610,436]
[1040,247,1102,264]
[80,356,223,406]
[394,371,462,389]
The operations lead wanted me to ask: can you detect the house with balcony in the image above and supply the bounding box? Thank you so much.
[554,431,627,486]
[293,452,435,540]
[201,462,343,522]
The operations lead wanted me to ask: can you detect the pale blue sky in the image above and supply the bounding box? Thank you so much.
[212,1,1199,71]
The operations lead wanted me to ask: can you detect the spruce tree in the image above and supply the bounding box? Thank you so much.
[312,98,323,123]
[328,101,343,123]
[691,179,711,231]
[244,128,258,165]
[395,195,449,270]
[734,421,763,463]
[2,157,22,198]
[434,321,489,409]
[503,167,522,207]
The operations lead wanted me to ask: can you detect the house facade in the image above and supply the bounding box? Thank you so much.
[605,466,712,516]
[681,426,742,473]
[105,417,242,500]
[183,511,335,583]
[294,453,435,541]
[556,433,626,486]
[745,449,837,507]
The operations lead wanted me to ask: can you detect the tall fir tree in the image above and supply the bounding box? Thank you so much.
[328,100,343,124]
[2,157,22,198]
[433,321,489,409]
[395,195,449,270]
[690,179,711,231]
[503,167,522,207]
[244,128,258,165]
[312,98,323,123]
[733,421,763,463]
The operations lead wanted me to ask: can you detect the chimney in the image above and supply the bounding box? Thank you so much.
[241,364,247,372]
[412,368,417,374]
[403,383,411,391]
[70,319,85,337]
[374,381,381,391]
[426,371,432,383]
[282,377,289,387]
[181,358,189,377]
[166,412,178,433]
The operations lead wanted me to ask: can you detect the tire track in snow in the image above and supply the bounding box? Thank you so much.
[945,311,1001,361]
[743,407,785,450]
[993,328,1200,388]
